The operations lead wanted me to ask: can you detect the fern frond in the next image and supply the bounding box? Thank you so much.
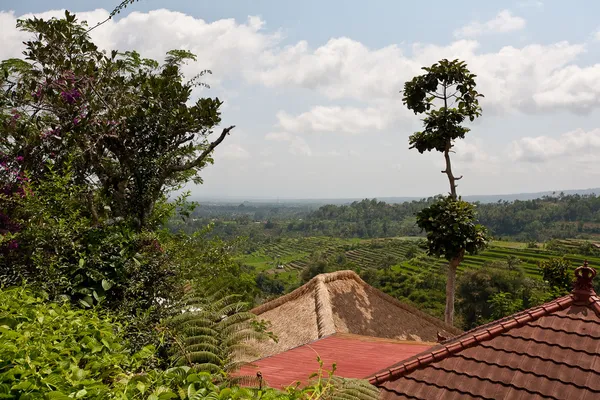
[182,335,219,347]
[181,326,219,337]
[167,282,271,376]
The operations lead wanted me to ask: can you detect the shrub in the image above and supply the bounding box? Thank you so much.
[0,286,154,399]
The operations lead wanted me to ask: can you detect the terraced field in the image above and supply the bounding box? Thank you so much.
[240,237,600,284]
[238,237,349,272]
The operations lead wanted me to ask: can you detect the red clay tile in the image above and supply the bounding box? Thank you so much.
[234,333,432,389]
[369,264,600,400]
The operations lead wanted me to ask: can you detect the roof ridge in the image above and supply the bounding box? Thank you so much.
[250,270,363,315]
[369,294,575,385]
[314,275,336,337]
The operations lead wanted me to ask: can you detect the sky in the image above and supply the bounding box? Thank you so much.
[2,0,600,199]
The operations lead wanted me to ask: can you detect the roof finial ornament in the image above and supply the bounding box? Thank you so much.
[572,260,597,301]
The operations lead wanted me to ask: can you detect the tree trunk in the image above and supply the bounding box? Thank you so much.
[443,140,459,200]
[441,84,460,199]
[445,249,465,325]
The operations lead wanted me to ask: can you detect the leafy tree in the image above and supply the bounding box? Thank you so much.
[256,273,285,296]
[404,244,420,260]
[378,254,397,272]
[539,257,572,293]
[488,292,523,321]
[402,59,489,325]
[506,255,522,270]
[0,12,247,350]
[1,11,234,230]
[456,263,526,328]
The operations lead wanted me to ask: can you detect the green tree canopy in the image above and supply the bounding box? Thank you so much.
[1,11,233,229]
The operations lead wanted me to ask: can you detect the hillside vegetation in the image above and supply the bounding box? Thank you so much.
[185,194,600,242]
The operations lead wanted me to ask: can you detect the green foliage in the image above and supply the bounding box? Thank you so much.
[539,257,572,293]
[1,167,177,314]
[0,287,376,400]
[488,292,523,321]
[256,273,285,296]
[402,59,483,154]
[416,196,489,261]
[1,11,233,229]
[279,358,379,400]
[167,287,273,376]
[457,264,526,328]
[456,261,553,329]
[0,286,154,399]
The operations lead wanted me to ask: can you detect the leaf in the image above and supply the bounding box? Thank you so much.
[136,381,147,394]
[101,279,113,291]
[79,295,94,308]
[47,392,72,400]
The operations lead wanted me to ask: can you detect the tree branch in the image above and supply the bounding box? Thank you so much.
[167,125,235,174]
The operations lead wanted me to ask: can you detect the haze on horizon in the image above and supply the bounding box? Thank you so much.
[3,0,600,199]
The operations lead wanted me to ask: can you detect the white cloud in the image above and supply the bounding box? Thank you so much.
[510,128,600,162]
[265,132,312,156]
[0,9,279,85]
[249,36,596,114]
[219,144,250,159]
[453,140,492,163]
[276,105,398,134]
[260,161,276,168]
[265,131,293,141]
[4,9,600,116]
[454,10,526,38]
[289,136,312,156]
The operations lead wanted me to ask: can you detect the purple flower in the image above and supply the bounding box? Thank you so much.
[8,240,18,250]
[73,117,80,125]
[60,88,81,104]
[15,156,24,163]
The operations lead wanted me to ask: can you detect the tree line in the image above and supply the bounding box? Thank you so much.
[184,194,600,243]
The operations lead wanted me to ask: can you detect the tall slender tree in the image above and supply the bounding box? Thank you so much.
[402,59,489,325]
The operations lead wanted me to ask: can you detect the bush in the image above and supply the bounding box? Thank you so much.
[0,286,154,399]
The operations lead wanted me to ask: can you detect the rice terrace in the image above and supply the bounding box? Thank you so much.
[239,235,600,290]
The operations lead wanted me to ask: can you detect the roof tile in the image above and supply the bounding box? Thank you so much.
[370,263,600,400]
[234,333,433,389]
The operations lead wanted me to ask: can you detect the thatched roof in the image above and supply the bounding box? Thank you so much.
[249,270,461,360]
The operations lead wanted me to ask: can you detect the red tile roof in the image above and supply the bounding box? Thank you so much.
[369,262,600,400]
[235,333,433,389]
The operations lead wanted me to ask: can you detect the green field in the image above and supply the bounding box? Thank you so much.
[239,237,600,286]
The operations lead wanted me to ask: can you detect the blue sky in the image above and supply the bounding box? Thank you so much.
[3,0,600,199]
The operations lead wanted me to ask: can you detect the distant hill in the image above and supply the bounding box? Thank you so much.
[192,188,600,206]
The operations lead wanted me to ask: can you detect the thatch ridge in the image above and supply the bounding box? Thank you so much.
[251,270,359,316]
[314,275,336,336]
